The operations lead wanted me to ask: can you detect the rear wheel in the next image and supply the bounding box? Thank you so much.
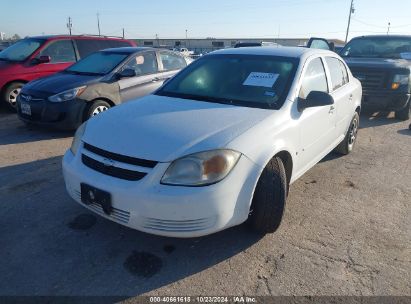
[395,101,410,121]
[2,82,25,111]
[334,112,360,155]
[84,100,111,121]
[248,157,287,234]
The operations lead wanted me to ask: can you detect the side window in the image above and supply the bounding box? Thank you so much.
[38,40,76,63]
[75,39,110,58]
[123,51,158,75]
[325,57,347,91]
[308,39,330,50]
[159,52,187,71]
[299,57,328,99]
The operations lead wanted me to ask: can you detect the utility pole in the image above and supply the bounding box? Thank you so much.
[97,13,101,36]
[345,0,355,43]
[67,17,72,36]
[122,28,125,39]
[387,22,391,35]
[185,29,188,47]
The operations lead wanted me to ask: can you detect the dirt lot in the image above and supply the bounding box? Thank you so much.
[0,105,410,298]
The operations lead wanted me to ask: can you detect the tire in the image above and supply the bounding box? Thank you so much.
[395,101,410,121]
[2,82,25,111]
[248,157,287,234]
[334,112,360,155]
[84,100,111,121]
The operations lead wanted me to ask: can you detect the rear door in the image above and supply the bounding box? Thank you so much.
[324,56,353,137]
[33,39,77,75]
[118,51,163,101]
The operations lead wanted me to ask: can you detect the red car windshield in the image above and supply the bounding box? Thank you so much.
[0,38,45,62]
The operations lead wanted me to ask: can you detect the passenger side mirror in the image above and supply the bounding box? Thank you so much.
[32,55,51,65]
[307,37,334,51]
[298,91,334,112]
[118,68,136,79]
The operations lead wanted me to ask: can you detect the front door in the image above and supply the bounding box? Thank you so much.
[297,57,337,172]
[118,51,163,102]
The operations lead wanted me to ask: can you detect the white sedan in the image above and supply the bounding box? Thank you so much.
[63,46,362,238]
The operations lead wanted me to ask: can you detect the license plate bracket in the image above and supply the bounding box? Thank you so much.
[81,183,112,215]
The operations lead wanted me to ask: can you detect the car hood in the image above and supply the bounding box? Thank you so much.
[344,57,411,71]
[23,72,103,95]
[82,95,273,162]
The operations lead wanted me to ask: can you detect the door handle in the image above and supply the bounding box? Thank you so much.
[151,77,160,82]
[349,94,353,101]
[329,105,335,114]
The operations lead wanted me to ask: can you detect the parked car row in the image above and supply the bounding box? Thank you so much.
[0,34,409,238]
[0,35,135,111]
[16,47,191,129]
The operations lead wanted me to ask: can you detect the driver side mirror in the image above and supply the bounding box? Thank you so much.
[298,91,334,112]
[117,68,136,79]
[31,55,51,65]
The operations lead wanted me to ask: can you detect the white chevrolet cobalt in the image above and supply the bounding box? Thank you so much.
[63,46,362,238]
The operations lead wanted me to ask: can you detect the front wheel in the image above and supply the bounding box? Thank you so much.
[395,101,410,121]
[248,157,287,234]
[2,82,25,111]
[84,100,111,121]
[334,112,360,155]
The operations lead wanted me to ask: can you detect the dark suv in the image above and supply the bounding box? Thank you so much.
[340,35,411,120]
[0,35,136,110]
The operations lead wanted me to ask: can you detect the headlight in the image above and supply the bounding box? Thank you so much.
[70,122,87,155]
[161,150,241,186]
[392,74,409,90]
[48,86,86,102]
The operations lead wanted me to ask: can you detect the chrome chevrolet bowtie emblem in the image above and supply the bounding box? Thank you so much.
[88,190,95,201]
[102,158,115,167]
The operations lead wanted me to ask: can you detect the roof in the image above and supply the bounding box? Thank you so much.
[28,34,128,41]
[209,46,333,58]
[101,47,155,54]
[351,35,411,40]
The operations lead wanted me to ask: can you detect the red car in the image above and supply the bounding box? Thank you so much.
[0,35,136,110]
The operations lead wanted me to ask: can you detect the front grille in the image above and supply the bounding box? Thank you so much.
[350,68,388,90]
[83,143,157,168]
[82,154,147,181]
[142,217,216,232]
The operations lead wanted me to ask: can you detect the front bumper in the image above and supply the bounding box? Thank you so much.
[362,90,410,111]
[62,147,261,238]
[16,96,87,130]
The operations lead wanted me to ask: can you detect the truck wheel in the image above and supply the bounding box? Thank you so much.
[84,100,111,121]
[2,82,25,111]
[334,112,360,155]
[248,157,287,234]
[395,101,410,121]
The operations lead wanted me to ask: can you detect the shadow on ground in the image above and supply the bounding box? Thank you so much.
[359,110,405,129]
[0,156,263,296]
[0,109,73,145]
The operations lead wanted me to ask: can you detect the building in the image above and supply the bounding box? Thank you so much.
[133,38,345,54]
[0,32,5,41]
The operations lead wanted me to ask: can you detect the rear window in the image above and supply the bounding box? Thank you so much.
[75,39,131,58]
[157,54,298,109]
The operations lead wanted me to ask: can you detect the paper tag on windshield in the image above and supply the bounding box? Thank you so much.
[400,52,411,60]
[243,72,279,88]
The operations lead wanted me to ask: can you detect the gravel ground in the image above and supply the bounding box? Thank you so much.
[0,105,410,298]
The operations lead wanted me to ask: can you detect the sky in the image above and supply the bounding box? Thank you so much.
[1,0,411,41]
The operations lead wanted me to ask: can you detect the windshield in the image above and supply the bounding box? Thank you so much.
[156,54,298,109]
[341,37,411,59]
[65,52,129,75]
[0,38,44,61]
